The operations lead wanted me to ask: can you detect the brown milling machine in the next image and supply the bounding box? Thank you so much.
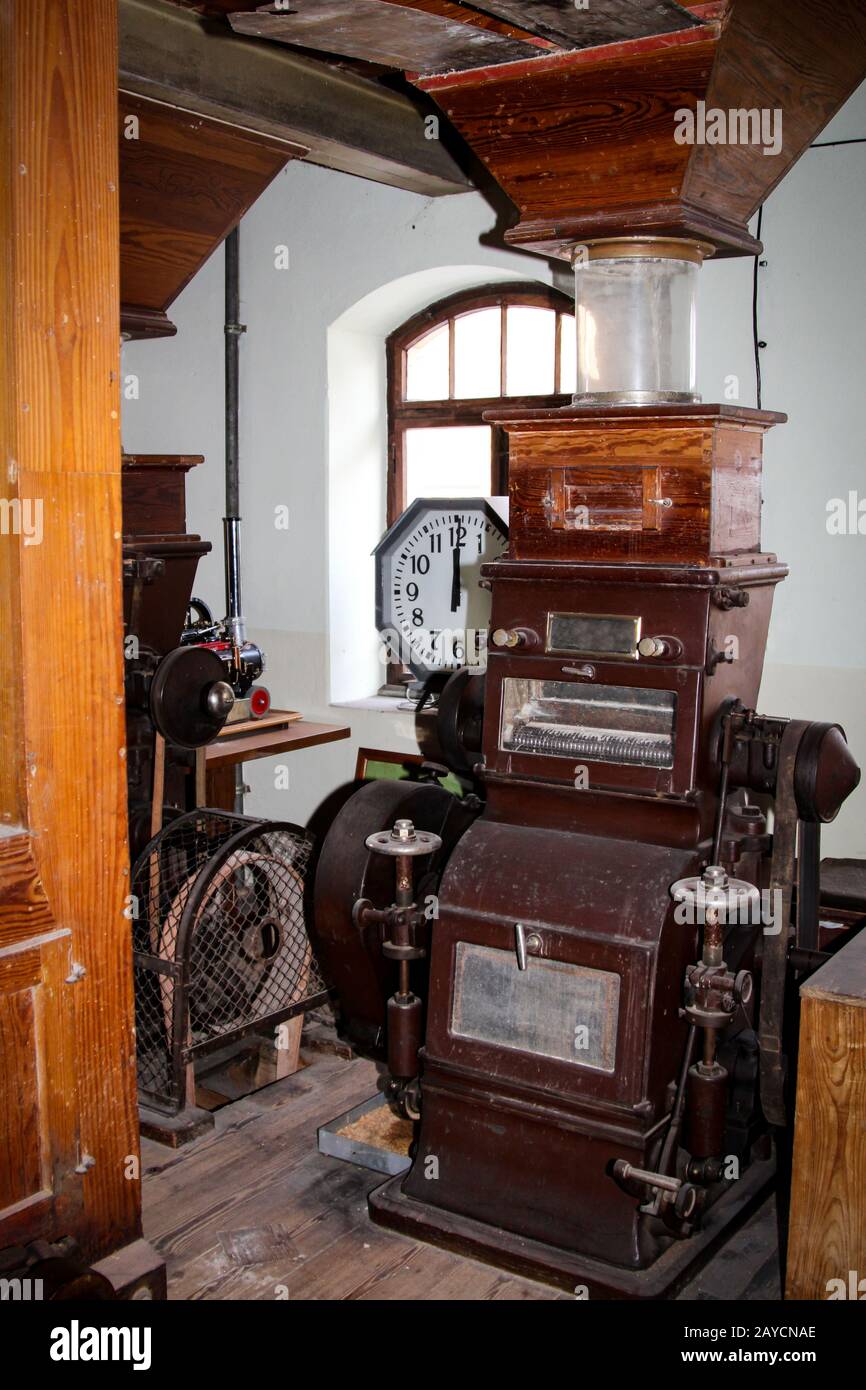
[315,3,866,1294]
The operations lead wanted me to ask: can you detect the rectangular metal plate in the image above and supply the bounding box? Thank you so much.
[547,611,641,658]
[451,942,620,1071]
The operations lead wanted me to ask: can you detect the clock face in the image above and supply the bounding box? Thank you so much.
[375,498,508,678]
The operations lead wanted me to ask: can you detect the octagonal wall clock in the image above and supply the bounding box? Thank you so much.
[375,497,509,682]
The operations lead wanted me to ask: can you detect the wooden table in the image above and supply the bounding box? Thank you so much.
[205,714,350,808]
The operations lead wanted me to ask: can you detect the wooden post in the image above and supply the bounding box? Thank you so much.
[786,931,866,1300]
[0,0,143,1262]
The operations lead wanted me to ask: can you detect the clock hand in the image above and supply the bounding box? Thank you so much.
[450,545,462,613]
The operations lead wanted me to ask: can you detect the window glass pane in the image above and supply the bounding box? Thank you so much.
[453,307,501,399]
[506,305,556,395]
[405,426,492,507]
[405,322,449,401]
[559,313,577,395]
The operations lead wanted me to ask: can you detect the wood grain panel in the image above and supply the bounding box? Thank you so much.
[0,835,55,950]
[553,464,649,531]
[205,720,350,769]
[418,35,720,254]
[229,0,539,73]
[500,409,775,563]
[416,1,866,259]
[708,425,762,554]
[8,12,121,480]
[387,1,555,47]
[120,94,303,337]
[0,127,23,829]
[457,0,701,49]
[0,0,142,1262]
[0,949,42,994]
[787,932,866,1300]
[684,0,866,224]
[122,455,204,538]
[160,0,565,45]
[0,950,45,1211]
[165,0,712,39]
[0,933,79,1241]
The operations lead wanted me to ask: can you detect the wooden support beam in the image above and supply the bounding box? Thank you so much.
[416,0,866,259]
[447,0,702,50]
[162,0,557,43]
[119,93,304,339]
[119,0,474,195]
[384,1,556,47]
[0,0,143,1261]
[787,930,866,1299]
[228,0,541,73]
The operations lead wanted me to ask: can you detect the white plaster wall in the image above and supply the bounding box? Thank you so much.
[123,84,866,855]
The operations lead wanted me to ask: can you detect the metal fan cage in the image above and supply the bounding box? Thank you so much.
[131,809,328,1114]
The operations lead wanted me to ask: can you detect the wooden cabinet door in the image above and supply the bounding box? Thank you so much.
[0,868,81,1245]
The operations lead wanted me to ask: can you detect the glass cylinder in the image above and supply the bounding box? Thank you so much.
[572,240,708,405]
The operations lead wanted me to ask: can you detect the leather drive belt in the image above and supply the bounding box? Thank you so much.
[758,719,810,1128]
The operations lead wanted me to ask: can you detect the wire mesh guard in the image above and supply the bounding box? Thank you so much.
[131,810,326,1113]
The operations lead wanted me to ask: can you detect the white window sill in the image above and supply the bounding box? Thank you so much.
[329,697,418,715]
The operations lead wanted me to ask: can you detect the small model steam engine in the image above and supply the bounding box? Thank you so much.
[181,597,270,721]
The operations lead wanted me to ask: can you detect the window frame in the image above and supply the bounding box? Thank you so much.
[386,281,575,528]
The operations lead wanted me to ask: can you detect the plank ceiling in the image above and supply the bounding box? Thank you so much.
[161,1,724,78]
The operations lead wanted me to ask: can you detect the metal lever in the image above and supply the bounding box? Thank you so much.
[514,923,541,971]
[515,922,527,970]
[612,1160,698,1222]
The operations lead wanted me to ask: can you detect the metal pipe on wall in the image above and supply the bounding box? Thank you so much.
[224,225,247,814]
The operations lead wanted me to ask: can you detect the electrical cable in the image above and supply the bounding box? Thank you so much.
[810,137,866,147]
[750,138,864,409]
[752,204,764,410]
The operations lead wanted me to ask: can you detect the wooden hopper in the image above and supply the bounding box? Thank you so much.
[414,0,866,259]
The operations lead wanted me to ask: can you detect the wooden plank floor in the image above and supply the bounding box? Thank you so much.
[141,1051,780,1301]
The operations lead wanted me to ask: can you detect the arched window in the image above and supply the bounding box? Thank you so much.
[387,282,575,525]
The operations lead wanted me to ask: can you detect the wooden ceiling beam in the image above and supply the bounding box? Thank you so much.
[120,0,474,196]
[445,0,702,49]
[160,0,556,46]
[119,94,304,339]
[228,1,541,74]
[415,0,866,261]
[382,1,556,48]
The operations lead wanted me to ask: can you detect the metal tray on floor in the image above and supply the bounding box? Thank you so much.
[318,1093,413,1176]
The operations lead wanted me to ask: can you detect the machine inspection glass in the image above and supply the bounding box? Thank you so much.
[500,679,676,768]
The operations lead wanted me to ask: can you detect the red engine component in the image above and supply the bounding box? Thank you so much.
[250,686,271,718]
